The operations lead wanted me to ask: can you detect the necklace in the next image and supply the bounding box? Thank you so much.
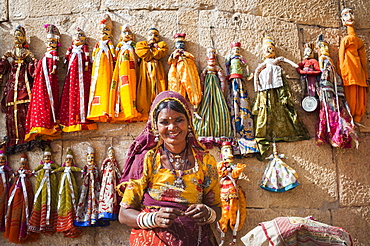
[162,145,189,189]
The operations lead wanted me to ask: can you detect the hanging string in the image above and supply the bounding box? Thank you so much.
[209,26,215,48]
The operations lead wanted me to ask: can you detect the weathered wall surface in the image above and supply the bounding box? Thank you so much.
[0,0,369,245]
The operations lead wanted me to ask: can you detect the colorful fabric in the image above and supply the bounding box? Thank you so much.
[217,161,246,235]
[74,163,108,227]
[252,60,309,157]
[28,162,59,234]
[0,53,37,153]
[194,65,232,147]
[25,50,61,141]
[135,41,168,120]
[59,43,97,132]
[109,40,141,122]
[98,158,121,220]
[87,40,116,122]
[0,164,12,231]
[53,166,82,238]
[316,56,358,148]
[260,152,299,192]
[4,168,39,243]
[241,217,353,246]
[168,50,202,106]
[296,58,321,97]
[343,84,367,123]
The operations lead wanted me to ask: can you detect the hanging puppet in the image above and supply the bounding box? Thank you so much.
[252,37,309,157]
[53,147,82,238]
[194,47,232,147]
[109,24,141,123]
[339,8,368,124]
[0,146,13,231]
[28,146,59,235]
[0,25,38,154]
[75,146,108,227]
[25,24,61,142]
[296,42,321,112]
[168,33,202,108]
[59,27,97,132]
[135,28,168,120]
[98,146,121,221]
[316,35,358,148]
[260,142,299,192]
[87,14,116,122]
[4,153,39,244]
[217,142,247,245]
[225,42,258,155]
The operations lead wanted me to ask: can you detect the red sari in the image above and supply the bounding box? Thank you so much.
[25,50,61,141]
[59,44,97,132]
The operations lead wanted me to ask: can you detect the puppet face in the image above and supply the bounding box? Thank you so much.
[319,43,329,56]
[20,160,27,169]
[221,145,233,162]
[87,153,94,165]
[304,47,314,59]
[0,155,6,166]
[341,9,355,27]
[122,30,133,42]
[14,30,26,45]
[108,148,115,159]
[263,43,275,59]
[73,31,86,46]
[43,154,51,163]
[231,46,241,56]
[101,25,112,41]
[65,157,73,166]
[147,29,159,44]
[46,37,58,49]
[175,40,185,50]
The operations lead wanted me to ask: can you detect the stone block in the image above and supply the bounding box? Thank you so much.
[0,0,8,21]
[27,0,100,17]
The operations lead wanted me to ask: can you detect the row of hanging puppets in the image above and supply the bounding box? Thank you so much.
[0,8,367,157]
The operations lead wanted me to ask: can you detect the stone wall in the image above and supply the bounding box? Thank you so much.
[0,0,369,245]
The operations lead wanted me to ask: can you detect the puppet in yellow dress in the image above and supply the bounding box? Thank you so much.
[168,33,202,107]
[109,24,141,123]
[87,14,116,122]
[135,28,168,120]
[217,141,247,246]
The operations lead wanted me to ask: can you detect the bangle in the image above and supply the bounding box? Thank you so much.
[204,205,217,224]
[136,212,159,229]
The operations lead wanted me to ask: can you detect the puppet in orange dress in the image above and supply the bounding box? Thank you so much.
[339,8,368,123]
[109,24,141,123]
[168,33,202,107]
[25,24,61,141]
[0,25,38,154]
[4,153,39,243]
[135,28,168,120]
[87,14,116,122]
[59,27,97,132]
[0,146,13,232]
[217,141,246,245]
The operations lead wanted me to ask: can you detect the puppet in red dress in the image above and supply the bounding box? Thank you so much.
[25,24,61,141]
[59,27,97,132]
[0,146,13,231]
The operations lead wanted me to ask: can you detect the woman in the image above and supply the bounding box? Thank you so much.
[117,91,221,245]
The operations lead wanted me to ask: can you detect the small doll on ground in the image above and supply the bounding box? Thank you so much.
[217,142,247,245]
[225,42,258,155]
[252,37,309,157]
[87,14,116,122]
[194,47,232,148]
[53,147,82,238]
[98,147,121,220]
[135,28,168,120]
[28,146,60,235]
[316,35,358,148]
[0,25,38,154]
[168,33,202,108]
[0,146,13,231]
[75,146,108,227]
[109,24,142,123]
[4,153,39,243]
[25,24,61,142]
[59,27,97,132]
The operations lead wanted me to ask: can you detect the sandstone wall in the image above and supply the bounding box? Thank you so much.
[0,0,369,245]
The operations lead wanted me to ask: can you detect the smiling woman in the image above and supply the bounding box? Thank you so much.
[116,91,222,246]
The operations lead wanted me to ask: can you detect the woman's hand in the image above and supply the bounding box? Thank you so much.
[155,207,183,228]
[184,204,210,225]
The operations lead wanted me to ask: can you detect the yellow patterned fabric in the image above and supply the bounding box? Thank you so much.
[168,51,202,106]
[135,41,168,120]
[119,147,221,208]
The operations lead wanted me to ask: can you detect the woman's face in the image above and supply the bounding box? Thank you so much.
[157,108,189,147]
